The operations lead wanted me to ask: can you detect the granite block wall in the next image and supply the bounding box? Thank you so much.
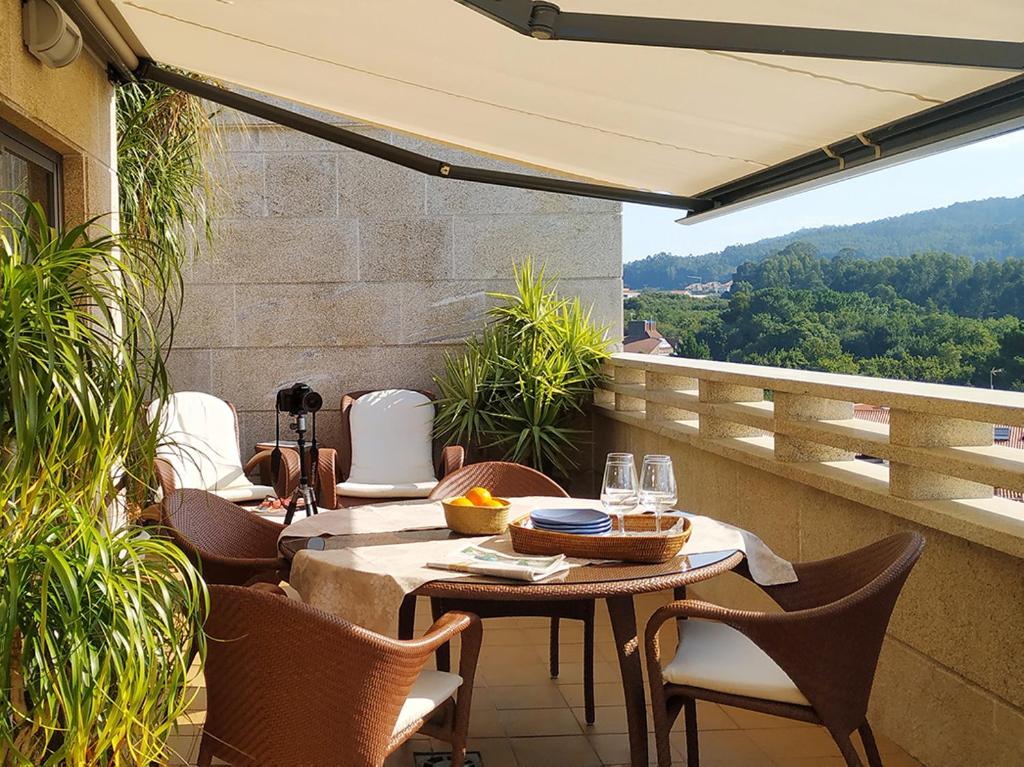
[168,101,622,456]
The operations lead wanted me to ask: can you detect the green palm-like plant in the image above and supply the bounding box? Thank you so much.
[0,200,206,765]
[434,260,611,477]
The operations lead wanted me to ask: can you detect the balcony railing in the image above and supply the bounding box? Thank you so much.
[595,352,1024,558]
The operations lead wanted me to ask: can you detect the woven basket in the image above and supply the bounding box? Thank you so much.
[442,497,512,535]
[509,513,691,564]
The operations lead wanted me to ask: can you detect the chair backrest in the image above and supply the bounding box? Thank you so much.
[148,392,246,493]
[341,389,438,484]
[203,584,423,765]
[743,531,925,735]
[429,461,569,500]
[161,489,282,584]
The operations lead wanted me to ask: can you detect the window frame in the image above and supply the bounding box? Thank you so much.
[0,117,64,224]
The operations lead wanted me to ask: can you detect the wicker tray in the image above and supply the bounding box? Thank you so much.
[509,513,691,564]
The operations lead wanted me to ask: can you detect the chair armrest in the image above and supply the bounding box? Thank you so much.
[245,448,301,498]
[314,447,338,510]
[153,458,177,499]
[440,446,465,478]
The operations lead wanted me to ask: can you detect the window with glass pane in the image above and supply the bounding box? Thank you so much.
[0,119,62,223]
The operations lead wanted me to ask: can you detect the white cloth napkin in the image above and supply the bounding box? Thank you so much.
[283,497,796,636]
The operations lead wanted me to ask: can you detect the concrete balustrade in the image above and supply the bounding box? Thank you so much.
[593,352,1024,767]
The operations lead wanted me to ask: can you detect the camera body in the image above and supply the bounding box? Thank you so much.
[275,382,323,416]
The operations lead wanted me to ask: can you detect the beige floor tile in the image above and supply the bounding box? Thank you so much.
[560,681,627,708]
[498,707,584,737]
[585,732,661,765]
[510,735,602,767]
[489,684,569,710]
[466,705,508,738]
[550,660,622,685]
[747,727,843,760]
[467,737,519,767]
[672,729,778,767]
[478,660,557,687]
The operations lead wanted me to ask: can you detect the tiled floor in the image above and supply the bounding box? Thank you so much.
[166,593,924,767]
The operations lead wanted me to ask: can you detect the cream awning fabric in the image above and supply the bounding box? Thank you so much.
[97,0,1024,210]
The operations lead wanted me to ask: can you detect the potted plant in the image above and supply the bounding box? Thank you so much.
[433,259,611,481]
[0,200,206,764]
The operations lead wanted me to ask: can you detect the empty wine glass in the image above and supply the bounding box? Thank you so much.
[640,455,677,533]
[601,453,638,536]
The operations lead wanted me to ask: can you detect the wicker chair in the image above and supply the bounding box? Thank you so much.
[426,461,598,725]
[315,389,464,509]
[198,584,482,767]
[645,531,925,767]
[161,489,287,586]
[148,391,300,503]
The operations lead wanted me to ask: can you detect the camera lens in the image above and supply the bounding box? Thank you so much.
[303,391,323,413]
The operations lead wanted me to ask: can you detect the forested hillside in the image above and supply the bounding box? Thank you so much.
[624,195,1024,288]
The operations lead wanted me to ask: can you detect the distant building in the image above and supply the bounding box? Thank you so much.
[623,319,673,356]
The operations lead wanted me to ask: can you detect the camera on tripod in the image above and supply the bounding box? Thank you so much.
[276,382,323,416]
[272,382,323,525]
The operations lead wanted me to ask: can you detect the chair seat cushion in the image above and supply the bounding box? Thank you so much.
[214,484,275,503]
[392,670,463,736]
[335,480,438,499]
[661,620,809,706]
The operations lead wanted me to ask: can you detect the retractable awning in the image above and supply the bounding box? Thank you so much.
[66,1,1024,216]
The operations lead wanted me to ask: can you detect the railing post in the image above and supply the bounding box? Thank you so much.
[698,380,763,438]
[645,371,697,422]
[774,393,854,462]
[614,366,645,413]
[889,411,993,500]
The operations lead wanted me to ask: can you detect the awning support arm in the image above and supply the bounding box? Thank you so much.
[137,61,712,212]
[457,0,1024,71]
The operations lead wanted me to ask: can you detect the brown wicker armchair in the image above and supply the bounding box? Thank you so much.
[148,391,300,503]
[645,531,925,767]
[425,461,598,725]
[315,389,464,509]
[198,584,482,767]
[161,489,287,586]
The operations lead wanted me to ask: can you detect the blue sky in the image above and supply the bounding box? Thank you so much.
[623,129,1024,262]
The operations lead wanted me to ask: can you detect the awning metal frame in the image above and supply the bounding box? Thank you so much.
[457,0,1024,71]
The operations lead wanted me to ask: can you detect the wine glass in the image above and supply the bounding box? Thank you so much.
[601,453,638,536]
[639,455,677,533]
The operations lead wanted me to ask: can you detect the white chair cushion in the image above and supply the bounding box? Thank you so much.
[392,670,463,737]
[347,390,437,485]
[213,484,275,503]
[661,620,809,706]
[148,392,257,497]
[335,480,438,499]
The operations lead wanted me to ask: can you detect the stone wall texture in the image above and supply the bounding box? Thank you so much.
[169,101,622,456]
[596,412,1024,767]
[0,0,116,224]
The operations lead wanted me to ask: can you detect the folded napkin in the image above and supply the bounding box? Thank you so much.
[673,512,796,586]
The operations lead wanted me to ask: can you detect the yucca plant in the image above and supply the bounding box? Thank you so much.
[434,259,611,477]
[0,200,206,765]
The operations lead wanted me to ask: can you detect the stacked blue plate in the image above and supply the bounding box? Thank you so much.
[530,508,612,535]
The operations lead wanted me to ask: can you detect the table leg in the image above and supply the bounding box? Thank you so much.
[398,594,417,640]
[606,595,648,767]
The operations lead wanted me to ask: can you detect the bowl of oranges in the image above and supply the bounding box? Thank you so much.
[442,487,512,535]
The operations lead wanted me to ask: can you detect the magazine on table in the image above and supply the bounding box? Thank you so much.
[428,545,571,582]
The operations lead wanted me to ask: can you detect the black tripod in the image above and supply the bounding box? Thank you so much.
[272,410,320,526]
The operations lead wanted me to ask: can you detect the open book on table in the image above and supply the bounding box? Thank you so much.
[428,545,571,582]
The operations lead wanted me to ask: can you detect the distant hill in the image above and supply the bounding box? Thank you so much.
[624,195,1024,289]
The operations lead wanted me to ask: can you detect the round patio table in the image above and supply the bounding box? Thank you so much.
[280,525,743,767]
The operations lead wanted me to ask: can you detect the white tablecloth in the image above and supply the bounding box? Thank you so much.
[282,497,795,635]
